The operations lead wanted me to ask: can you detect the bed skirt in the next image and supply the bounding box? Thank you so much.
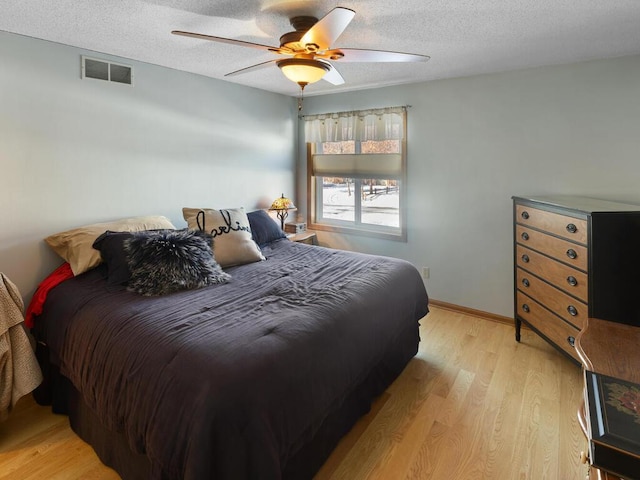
[34,328,419,480]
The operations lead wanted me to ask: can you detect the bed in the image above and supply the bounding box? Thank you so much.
[31,211,428,480]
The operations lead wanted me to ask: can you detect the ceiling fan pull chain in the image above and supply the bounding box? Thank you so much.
[298,84,305,112]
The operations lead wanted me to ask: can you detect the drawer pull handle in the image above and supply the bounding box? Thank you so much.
[521,211,530,220]
[567,305,578,316]
[567,276,578,287]
[522,278,530,287]
[567,336,575,347]
[521,232,529,241]
[566,249,577,259]
[521,254,530,263]
[566,223,577,234]
[522,304,530,313]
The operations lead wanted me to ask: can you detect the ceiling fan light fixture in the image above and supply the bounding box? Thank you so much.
[277,58,330,87]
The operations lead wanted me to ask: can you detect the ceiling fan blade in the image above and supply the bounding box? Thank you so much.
[172,30,289,54]
[320,61,345,86]
[300,7,355,51]
[326,48,430,63]
[224,59,278,77]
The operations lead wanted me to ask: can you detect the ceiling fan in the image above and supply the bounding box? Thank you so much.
[172,7,430,92]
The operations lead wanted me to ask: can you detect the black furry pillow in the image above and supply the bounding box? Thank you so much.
[125,229,230,296]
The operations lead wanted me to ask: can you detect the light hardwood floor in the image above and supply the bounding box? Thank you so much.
[0,306,586,479]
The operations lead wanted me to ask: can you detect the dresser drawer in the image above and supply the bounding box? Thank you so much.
[515,204,588,244]
[516,245,588,302]
[516,291,581,361]
[515,225,588,272]
[516,268,587,330]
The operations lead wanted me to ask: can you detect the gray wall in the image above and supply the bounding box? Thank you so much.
[298,54,640,317]
[0,31,297,299]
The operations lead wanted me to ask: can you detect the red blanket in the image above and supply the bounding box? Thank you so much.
[24,263,73,329]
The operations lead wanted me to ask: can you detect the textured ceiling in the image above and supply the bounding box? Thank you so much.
[2,0,640,97]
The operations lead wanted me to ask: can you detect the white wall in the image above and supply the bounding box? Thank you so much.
[0,31,297,299]
[298,55,640,317]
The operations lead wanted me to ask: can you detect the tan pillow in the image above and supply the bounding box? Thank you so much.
[45,215,176,276]
[182,207,265,268]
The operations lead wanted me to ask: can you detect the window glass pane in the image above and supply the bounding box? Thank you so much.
[361,140,400,154]
[321,141,355,154]
[321,177,355,222]
[361,179,400,228]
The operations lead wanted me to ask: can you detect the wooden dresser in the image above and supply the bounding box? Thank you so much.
[512,195,640,362]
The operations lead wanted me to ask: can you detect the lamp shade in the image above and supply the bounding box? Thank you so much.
[269,194,296,212]
[277,58,329,85]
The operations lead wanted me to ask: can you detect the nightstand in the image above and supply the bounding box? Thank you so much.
[287,231,318,245]
[576,318,640,480]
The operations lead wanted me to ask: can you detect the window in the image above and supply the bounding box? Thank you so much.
[304,107,407,240]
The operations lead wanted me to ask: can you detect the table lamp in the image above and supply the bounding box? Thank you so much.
[269,194,297,230]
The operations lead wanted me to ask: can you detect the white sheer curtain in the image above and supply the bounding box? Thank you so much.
[303,106,406,143]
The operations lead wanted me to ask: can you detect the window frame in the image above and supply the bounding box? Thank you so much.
[306,137,407,242]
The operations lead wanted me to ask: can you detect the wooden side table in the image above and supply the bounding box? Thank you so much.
[287,231,318,245]
[575,318,640,480]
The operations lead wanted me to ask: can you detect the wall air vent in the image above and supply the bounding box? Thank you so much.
[82,56,133,86]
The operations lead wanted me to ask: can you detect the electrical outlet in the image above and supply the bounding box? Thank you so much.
[421,267,430,279]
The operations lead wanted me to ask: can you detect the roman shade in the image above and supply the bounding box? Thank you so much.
[311,153,402,179]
